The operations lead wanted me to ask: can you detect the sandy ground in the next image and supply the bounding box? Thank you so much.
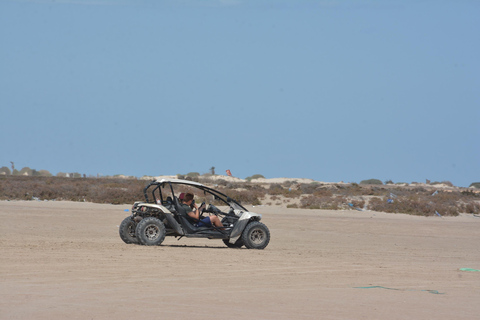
[1,201,479,320]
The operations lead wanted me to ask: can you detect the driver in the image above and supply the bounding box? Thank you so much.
[181,193,224,229]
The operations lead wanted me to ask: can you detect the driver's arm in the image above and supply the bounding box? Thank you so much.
[187,203,206,220]
[187,204,200,220]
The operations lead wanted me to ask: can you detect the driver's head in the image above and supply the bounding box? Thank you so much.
[179,192,185,202]
[183,193,194,203]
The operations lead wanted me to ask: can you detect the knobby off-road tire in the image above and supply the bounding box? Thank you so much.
[135,217,166,246]
[119,216,138,244]
[241,221,270,249]
[223,238,244,249]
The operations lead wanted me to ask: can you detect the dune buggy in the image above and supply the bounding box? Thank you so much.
[119,179,270,249]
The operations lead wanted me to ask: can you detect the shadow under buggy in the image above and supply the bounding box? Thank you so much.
[119,179,270,249]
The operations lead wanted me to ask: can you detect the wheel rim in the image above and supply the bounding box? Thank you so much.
[127,224,136,238]
[145,224,160,240]
[250,228,265,245]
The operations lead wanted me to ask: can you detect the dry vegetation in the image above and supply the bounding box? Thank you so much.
[0,176,146,204]
[1,175,479,216]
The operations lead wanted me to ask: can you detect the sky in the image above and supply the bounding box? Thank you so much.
[0,0,479,187]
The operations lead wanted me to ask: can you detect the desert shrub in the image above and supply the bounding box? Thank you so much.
[266,183,301,198]
[368,196,435,216]
[463,202,480,214]
[360,179,383,185]
[0,167,11,175]
[312,189,333,197]
[179,172,200,182]
[285,189,302,198]
[469,182,480,189]
[411,186,427,193]
[18,167,33,176]
[2,175,477,216]
[299,183,317,194]
[267,183,284,195]
[186,172,200,177]
[461,190,480,198]
[366,190,465,216]
[37,170,52,177]
[337,184,364,196]
[245,174,265,182]
[300,195,346,210]
[218,188,263,206]
[349,199,366,208]
[0,176,146,204]
[282,180,297,187]
[213,179,228,186]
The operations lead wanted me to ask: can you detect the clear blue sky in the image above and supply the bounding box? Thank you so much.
[1,0,478,187]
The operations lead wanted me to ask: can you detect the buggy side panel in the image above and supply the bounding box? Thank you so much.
[138,203,172,213]
[229,211,262,240]
[229,219,248,239]
[165,213,184,235]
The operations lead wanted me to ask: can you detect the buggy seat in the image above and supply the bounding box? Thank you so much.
[172,196,211,234]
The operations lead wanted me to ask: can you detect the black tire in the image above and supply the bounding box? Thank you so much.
[241,221,270,249]
[119,216,138,244]
[223,238,244,249]
[135,217,166,246]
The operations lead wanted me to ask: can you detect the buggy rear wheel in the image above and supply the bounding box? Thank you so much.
[119,216,138,244]
[135,217,166,246]
[241,221,270,249]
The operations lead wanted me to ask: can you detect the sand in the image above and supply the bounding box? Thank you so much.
[1,200,479,319]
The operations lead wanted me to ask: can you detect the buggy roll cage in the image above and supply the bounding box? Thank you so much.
[142,179,248,212]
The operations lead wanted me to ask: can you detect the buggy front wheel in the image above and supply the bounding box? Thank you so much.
[241,221,270,249]
[135,217,166,246]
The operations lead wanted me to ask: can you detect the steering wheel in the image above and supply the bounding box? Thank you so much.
[198,201,206,217]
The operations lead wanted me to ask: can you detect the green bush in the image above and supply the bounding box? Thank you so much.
[360,179,383,185]
[469,182,480,189]
[186,172,200,177]
[245,174,265,182]
[19,167,33,176]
